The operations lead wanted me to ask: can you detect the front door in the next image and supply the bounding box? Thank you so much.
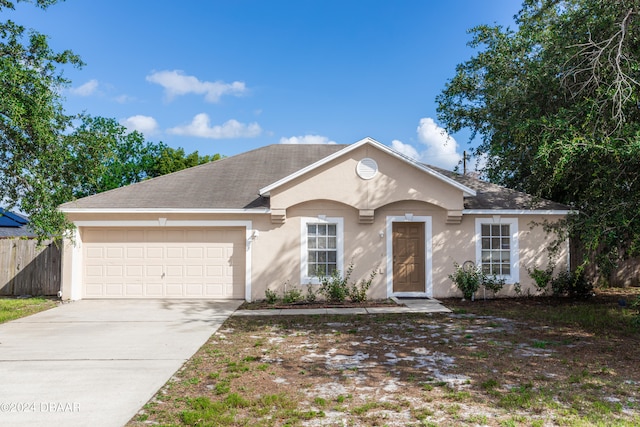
[392,222,425,293]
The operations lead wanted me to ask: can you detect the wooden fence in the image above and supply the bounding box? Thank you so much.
[0,238,61,296]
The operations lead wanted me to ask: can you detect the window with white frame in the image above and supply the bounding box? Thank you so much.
[475,218,519,283]
[301,217,343,283]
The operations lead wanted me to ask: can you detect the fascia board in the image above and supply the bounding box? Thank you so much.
[462,209,574,215]
[59,208,270,214]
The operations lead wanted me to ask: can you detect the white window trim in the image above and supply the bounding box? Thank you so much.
[300,217,344,284]
[475,217,519,284]
[385,216,433,298]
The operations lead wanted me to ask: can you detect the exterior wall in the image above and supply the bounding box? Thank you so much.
[249,205,568,300]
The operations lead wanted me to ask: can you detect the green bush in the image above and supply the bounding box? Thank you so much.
[318,264,377,303]
[482,274,506,296]
[282,286,302,304]
[264,288,278,304]
[449,262,506,300]
[449,262,483,300]
[550,270,593,298]
[305,284,317,303]
[349,270,377,303]
[527,265,554,295]
[319,265,352,303]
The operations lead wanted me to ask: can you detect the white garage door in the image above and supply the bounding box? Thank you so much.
[82,228,245,299]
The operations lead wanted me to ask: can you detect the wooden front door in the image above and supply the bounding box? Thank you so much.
[392,222,425,293]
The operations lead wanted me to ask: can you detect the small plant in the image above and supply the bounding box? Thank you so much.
[348,269,377,302]
[282,285,302,304]
[264,288,278,304]
[482,274,506,297]
[318,264,353,303]
[305,284,317,303]
[527,264,555,295]
[449,262,483,300]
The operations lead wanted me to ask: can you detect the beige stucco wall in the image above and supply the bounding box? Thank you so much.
[250,200,567,300]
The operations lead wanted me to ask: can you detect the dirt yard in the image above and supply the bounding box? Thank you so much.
[129,290,640,426]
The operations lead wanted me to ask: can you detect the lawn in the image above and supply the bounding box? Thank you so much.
[128,289,640,426]
[0,297,58,324]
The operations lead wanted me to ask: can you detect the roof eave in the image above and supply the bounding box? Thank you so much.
[59,207,270,214]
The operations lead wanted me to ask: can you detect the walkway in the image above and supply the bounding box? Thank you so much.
[233,298,451,316]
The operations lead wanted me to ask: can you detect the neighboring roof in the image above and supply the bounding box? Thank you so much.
[59,141,569,213]
[0,209,36,238]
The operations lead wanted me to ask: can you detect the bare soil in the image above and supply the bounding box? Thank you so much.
[129,289,640,426]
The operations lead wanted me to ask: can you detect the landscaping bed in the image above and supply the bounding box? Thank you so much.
[239,298,402,310]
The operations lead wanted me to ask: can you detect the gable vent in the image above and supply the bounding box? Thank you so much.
[356,158,378,180]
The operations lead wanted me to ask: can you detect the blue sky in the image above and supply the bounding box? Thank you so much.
[14,0,520,170]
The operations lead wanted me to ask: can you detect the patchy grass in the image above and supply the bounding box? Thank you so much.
[0,297,58,324]
[128,289,640,426]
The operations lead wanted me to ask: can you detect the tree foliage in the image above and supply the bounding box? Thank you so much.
[70,116,220,198]
[0,0,83,239]
[437,0,640,273]
[0,1,220,240]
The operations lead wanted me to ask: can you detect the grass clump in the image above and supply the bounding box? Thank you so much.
[0,297,57,324]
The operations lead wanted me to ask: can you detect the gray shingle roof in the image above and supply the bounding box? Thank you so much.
[59,144,568,212]
[60,144,347,210]
[430,166,569,211]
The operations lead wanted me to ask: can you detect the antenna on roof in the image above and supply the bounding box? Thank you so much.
[463,151,467,175]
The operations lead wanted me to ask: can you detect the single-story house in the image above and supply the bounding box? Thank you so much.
[59,137,570,301]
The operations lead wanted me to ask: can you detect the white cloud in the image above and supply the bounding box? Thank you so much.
[279,135,336,145]
[167,113,262,139]
[70,79,98,96]
[391,139,420,160]
[121,115,159,135]
[391,118,462,170]
[115,94,135,104]
[146,70,247,103]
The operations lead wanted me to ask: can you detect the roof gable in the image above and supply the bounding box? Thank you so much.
[259,137,476,197]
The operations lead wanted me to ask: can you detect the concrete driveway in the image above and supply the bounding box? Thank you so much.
[0,299,242,427]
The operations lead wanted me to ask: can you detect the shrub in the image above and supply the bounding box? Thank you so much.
[264,288,278,304]
[550,270,593,298]
[482,274,506,296]
[527,265,554,295]
[319,265,352,303]
[282,286,302,304]
[449,262,483,300]
[305,284,317,303]
[349,269,377,303]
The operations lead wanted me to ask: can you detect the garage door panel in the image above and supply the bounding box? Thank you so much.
[82,227,245,299]
[146,247,163,258]
[125,283,144,296]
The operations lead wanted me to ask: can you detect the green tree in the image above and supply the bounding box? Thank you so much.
[69,116,221,198]
[437,0,640,274]
[0,0,83,240]
[148,144,221,178]
[0,1,221,240]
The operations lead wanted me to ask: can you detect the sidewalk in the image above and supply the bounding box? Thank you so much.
[232,298,451,316]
